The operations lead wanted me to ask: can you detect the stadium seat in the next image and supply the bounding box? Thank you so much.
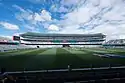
[4,79,15,83]
[0,44,36,52]
[16,79,27,83]
[107,79,121,83]
[95,80,106,83]
[119,78,125,83]
[0,81,2,83]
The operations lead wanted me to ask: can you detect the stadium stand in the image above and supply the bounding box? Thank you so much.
[0,36,39,52]
[0,45,36,52]
[103,39,125,48]
[18,32,106,48]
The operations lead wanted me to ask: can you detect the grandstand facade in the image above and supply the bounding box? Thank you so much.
[0,36,34,52]
[17,32,106,48]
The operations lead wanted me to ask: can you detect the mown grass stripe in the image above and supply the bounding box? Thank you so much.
[23,48,57,70]
[3,49,43,56]
[53,48,85,69]
[64,48,86,54]
[0,48,48,71]
[70,48,125,67]
[82,48,125,56]
[38,48,57,55]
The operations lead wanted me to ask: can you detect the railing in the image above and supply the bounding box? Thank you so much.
[0,65,125,75]
[1,65,125,83]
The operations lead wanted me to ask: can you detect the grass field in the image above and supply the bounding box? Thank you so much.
[0,47,125,71]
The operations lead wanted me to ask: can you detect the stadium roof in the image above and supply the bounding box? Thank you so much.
[20,32,106,37]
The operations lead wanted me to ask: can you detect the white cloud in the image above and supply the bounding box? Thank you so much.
[0,35,12,40]
[23,25,40,32]
[86,24,120,40]
[13,5,52,32]
[34,13,44,21]
[12,4,26,12]
[50,0,86,13]
[62,7,91,25]
[50,4,58,12]
[48,24,59,31]
[58,6,68,13]
[42,23,50,28]
[50,5,68,13]
[41,10,52,21]
[14,7,34,22]
[0,22,19,30]
[48,25,84,34]
[60,0,82,6]
[54,0,125,40]
[14,5,52,23]
[24,25,35,31]
[13,33,20,36]
[34,10,52,22]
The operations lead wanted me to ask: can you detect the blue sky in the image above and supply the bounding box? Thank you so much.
[0,0,125,40]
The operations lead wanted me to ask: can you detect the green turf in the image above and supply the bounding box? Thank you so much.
[24,48,57,70]
[0,47,125,71]
[54,48,85,69]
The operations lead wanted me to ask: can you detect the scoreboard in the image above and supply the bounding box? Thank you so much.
[13,36,20,41]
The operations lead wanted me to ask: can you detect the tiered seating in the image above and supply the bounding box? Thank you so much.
[104,39,125,48]
[0,45,36,52]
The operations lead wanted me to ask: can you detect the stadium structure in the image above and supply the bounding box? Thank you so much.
[1,32,125,83]
[14,32,106,48]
